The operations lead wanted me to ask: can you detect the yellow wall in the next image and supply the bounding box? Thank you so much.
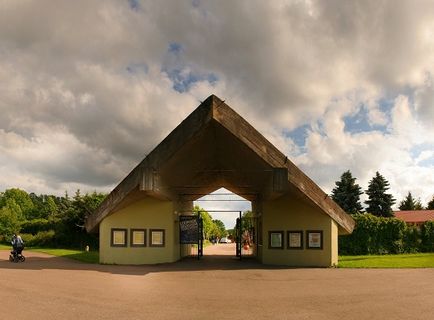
[99,193,338,266]
[262,194,337,267]
[99,197,179,264]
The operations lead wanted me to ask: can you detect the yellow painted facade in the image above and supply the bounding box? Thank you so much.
[99,197,179,264]
[99,193,339,266]
[261,194,338,267]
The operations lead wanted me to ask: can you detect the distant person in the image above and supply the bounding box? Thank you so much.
[11,234,24,257]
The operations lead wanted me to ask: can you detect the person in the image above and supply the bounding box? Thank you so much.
[11,234,24,258]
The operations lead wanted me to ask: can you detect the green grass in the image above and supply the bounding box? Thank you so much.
[0,244,10,250]
[31,248,99,264]
[339,253,434,268]
[0,245,99,264]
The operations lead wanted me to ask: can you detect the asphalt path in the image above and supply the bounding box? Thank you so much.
[0,247,433,320]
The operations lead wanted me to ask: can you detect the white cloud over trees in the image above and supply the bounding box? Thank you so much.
[0,0,433,206]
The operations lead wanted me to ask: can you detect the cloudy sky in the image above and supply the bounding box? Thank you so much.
[1,0,433,225]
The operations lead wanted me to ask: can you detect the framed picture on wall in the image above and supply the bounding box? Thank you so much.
[287,231,303,249]
[307,230,323,249]
[268,231,284,249]
[150,229,165,247]
[111,228,127,247]
[130,229,146,247]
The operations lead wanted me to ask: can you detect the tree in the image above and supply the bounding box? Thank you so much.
[427,196,434,210]
[365,172,396,217]
[399,192,416,210]
[0,188,34,219]
[399,192,424,210]
[28,193,58,220]
[0,206,21,238]
[211,219,226,238]
[55,190,106,248]
[193,206,214,239]
[331,170,364,214]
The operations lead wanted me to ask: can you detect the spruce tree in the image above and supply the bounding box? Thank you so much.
[331,170,363,214]
[365,171,396,217]
[399,192,416,210]
[427,196,434,210]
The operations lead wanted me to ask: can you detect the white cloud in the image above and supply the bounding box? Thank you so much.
[0,0,433,207]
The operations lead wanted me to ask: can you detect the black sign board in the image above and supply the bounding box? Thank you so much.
[179,215,199,244]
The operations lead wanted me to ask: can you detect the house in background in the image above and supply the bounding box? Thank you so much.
[394,210,434,228]
[85,95,355,267]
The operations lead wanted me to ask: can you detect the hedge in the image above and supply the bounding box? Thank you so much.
[20,230,56,247]
[20,219,53,235]
[339,214,434,255]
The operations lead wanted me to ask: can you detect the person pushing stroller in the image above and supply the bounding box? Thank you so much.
[10,234,25,262]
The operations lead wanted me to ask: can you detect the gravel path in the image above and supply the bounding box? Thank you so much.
[0,249,433,320]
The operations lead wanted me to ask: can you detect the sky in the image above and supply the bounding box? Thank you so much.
[1,0,434,228]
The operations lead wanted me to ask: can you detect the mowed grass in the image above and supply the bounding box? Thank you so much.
[0,244,11,250]
[31,248,99,264]
[339,253,434,268]
[1,245,99,263]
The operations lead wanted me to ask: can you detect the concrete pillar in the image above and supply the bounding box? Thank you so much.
[173,200,194,259]
[251,199,263,262]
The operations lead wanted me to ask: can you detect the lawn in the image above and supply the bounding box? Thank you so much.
[0,245,99,263]
[339,253,434,268]
[2,244,433,267]
[31,248,99,264]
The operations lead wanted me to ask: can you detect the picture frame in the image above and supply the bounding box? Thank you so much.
[306,230,323,250]
[130,229,146,247]
[150,229,165,247]
[287,231,303,249]
[268,231,284,249]
[111,228,128,247]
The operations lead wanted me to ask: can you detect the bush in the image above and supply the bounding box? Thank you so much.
[421,221,434,252]
[339,214,433,255]
[20,230,56,247]
[403,225,421,253]
[20,218,53,235]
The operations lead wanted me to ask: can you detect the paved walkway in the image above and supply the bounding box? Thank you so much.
[0,249,433,320]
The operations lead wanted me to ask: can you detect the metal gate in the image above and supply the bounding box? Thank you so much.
[236,216,242,258]
[179,214,203,259]
[236,214,256,259]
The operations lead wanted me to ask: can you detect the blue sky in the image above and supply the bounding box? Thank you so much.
[0,0,433,218]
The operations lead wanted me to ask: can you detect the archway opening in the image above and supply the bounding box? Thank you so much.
[190,187,256,259]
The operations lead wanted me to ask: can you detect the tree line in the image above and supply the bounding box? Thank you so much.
[0,188,105,249]
[331,170,434,216]
[193,205,227,241]
[333,170,434,254]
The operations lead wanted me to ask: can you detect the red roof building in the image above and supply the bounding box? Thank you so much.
[394,210,434,226]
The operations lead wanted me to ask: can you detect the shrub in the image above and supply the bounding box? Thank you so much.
[403,225,421,253]
[20,218,53,235]
[20,230,55,247]
[421,221,434,252]
[339,214,432,255]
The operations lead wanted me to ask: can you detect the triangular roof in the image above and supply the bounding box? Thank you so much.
[85,95,355,234]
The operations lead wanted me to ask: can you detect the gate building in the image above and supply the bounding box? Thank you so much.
[85,95,355,267]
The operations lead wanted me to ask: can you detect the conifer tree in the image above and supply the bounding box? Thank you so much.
[399,192,416,210]
[365,172,396,217]
[399,192,424,210]
[331,170,363,214]
[427,196,434,210]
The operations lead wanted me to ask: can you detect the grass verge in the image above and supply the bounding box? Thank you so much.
[30,248,99,264]
[339,253,434,268]
[1,245,99,263]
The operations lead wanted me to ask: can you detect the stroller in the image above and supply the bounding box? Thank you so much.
[9,245,25,263]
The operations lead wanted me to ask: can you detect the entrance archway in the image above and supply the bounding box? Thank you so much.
[86,95,355,267]
[179,209,259,261]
